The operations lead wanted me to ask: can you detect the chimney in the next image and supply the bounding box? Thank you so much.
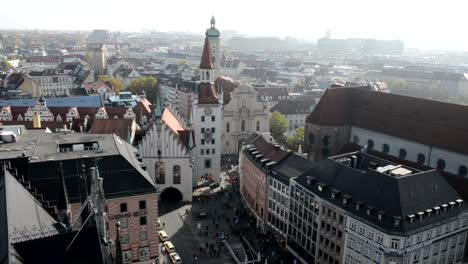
[33,113,41,128]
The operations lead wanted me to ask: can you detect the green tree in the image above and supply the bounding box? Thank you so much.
[288,128,304,152]
[269,111,288,142]
[0,61,13,70]
[127,76,159,102]
[98,75,124,92]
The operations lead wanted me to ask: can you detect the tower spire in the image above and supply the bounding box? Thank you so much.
[199,37,214,70]
[153,92,163,125]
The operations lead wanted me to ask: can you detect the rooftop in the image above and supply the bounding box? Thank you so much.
[295,151,466,235]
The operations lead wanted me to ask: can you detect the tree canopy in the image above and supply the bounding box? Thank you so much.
[287,128,304,153]
[269,111,288,142]
[0,61,14,70]
[127,76,159,102]
[98,75,124,92]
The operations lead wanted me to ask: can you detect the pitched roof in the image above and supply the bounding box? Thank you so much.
[307,87,468,155]
[198,84,219,104]
[83,81,113,92]
[270,99,315,115]
[199,37,214,69]
[272,153,316,184]
[89,118,134,140]
[216,76,239,105]
[250,135,289,162]
[295,152,466,235]
[162,108,184,136]
[1,169,61,246]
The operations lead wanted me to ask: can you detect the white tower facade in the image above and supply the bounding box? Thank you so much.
[192,35,223,186]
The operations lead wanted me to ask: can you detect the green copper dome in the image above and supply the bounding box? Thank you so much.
[206,16,220,37]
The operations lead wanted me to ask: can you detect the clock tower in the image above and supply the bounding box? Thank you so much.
[192,34,223,186]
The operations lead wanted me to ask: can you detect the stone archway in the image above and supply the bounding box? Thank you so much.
[160,187,183,202]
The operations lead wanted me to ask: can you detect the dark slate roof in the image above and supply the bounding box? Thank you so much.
[295,152,466,235]
[246,134,289,162]
[1,130,156,204]
[306,87,468,155]
[13,223,104,264]
[270,99,315,115]
[1,168,62,263]
[272,153,316,185]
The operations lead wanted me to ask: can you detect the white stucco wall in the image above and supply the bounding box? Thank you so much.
[351,127,468,176]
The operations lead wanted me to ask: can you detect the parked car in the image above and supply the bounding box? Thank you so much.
[169,252,182,263]
[164,241,176,253]
[158,230,168,242]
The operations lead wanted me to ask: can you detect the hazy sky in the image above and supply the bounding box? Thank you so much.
[2,0,467,50]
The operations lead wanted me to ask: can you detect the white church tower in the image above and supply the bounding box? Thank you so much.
[192,35,223,186]
[205,16,221,78]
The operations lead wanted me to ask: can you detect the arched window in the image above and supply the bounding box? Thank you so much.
[437,159,446,170]
[241,120,246,131]
[417,153,426,164]
[367,139,374,149]
[322,136,330,146]
[256,121,260,131]
[226,122,230,132]
[155,161,165,184]
[382,144,390,154]
[399,148,407,159]
[173,165,181,184]
[309,133,315,144]
[458,166,468,177]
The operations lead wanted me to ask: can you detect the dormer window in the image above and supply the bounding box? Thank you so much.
[417,212,424,221]
[356,202,361,211]
[393,216,401,226]
[434,206,441,215]
[331,189,340,199]
[408,214,415,223]
[366,207,372,216]
[442,204,448,212]
[449,202,456,210]
[425,209,433,217]
[377,211,384,221]
[456,199,463,208]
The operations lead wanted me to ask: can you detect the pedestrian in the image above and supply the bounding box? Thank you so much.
[163,222,165,228]
[199,246,202,255]
[217,250,220,259]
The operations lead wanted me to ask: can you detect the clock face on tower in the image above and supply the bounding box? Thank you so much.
[203,129,213,141]
[204,107,212,116]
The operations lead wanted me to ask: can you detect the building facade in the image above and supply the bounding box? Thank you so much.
[139,97,194,202]
[305,87,468,177]
[240,134,289,232]
[289,151,468,264]
[191,36,223,185]
[222,83,270,154]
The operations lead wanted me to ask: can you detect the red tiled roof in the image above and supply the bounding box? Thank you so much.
[199,37,214,69]
[105,107,127,118]
[162,108,184,136]
[198,84,219,104]
[216,76,239,105]
[0,120,70,130]
[83,81,113,92]
[307,87,468,155]
[89,119,134,140]
[251,136,289,162]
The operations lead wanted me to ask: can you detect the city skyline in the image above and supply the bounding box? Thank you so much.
[2,0,467,51]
